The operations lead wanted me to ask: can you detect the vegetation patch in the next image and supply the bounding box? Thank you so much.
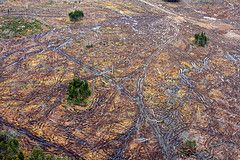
[0,131,71,160]
[194,32,208,47]
[86,44,93,49]
[67,78,92,105]
[179,139,197,158]
[0,132,24,160]
[0,17,42,39]
[68,10,84,22]
[29,147,71,160]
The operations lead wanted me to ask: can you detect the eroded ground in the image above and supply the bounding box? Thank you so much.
[0,0,239,159]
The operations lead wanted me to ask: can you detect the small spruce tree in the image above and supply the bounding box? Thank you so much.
[0,132,24,160]
[29,147,45,160]
[67,78,91,105]
[68,10,84,22]
[179,140,197,158]
[0,132,72,160]
[194,32,208,47]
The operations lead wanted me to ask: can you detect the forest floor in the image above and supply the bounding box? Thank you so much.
[0,0,239,159]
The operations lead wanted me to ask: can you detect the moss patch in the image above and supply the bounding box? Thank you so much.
[0,17,43,39]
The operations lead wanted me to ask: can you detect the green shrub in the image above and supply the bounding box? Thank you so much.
[67,78,91,105]
[29,147,70,160]
[194,32,208,47]
[0,17,42,39]
[179,140,197,158]
[0,132,24,160]
[68,10,84,22]
[29,147,45,160]
[86,44,93,49]
[0,132,72,160]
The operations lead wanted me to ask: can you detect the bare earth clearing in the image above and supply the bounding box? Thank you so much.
[0,0,239,159]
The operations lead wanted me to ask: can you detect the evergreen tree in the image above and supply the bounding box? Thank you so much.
[0,132,73,160]
[0,132,24,160]
[194,32,208,47]
[29,147,71,160]
[67,78,91,105]
[69,10,84,22]
[179,140,197,158]
[29,147,45,160]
